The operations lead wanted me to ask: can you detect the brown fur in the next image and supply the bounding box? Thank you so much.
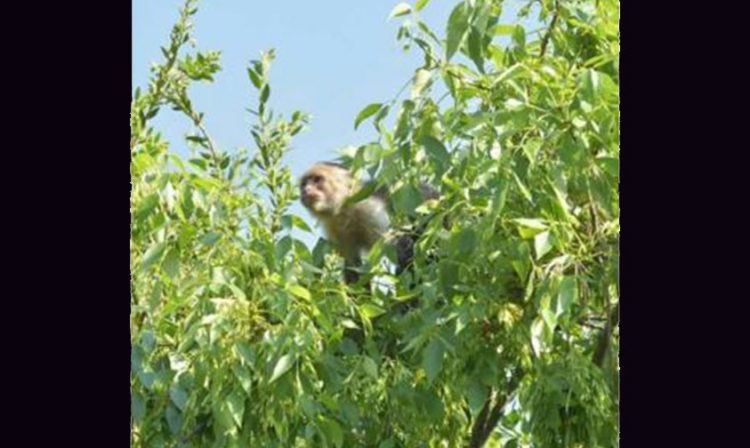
[300,163,391,282]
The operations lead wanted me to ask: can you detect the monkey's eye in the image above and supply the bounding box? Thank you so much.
[311,175,323,184]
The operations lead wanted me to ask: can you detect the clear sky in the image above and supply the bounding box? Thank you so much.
[133,0,532,246]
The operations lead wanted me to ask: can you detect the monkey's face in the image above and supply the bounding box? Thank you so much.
[300,172,327,212]
[300,164,349,216]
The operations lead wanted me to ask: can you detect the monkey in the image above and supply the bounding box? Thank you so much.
[299,162,440,285]
[300,162,389,284]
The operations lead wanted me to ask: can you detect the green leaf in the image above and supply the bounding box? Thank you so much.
[466,380,488,414]
[541,308,557,331]
[411,68,432,99]
[235,342,257,365]
[362,356,378,379]
[215,400,235,432]
[165,404,182,435]
[275,235,293,260]
[226,283,247,301]
[416,0,431,11]
[340,338,359,356]
[523,138,542,163]
[141,242,167,271]
[131,392,146,422]
[512,24,526,48]
[169,384,189,411]
[211,267,227,285]
[388,3,412,19]
[344,181,378,206]
[467,26,484,72]
[421,135,450,176]
[338,400,360,426]
[579,69,601,101]
[300,396,317,418]
[232,364,253,394]
[247,66,263,89]
[512,172,533,205]
[288,284,311,301]
[374,104,391,128]
[513,218,548,239]
[422,338,445,384]
[186,135,209,147]
[135,193,159,221]
[422,390,445,422]
[269,353,294,383]
[318,417,344,448]
[199,231,221,246]
[446,2,470,60]
[341,319,359,329]
[162,248,180,279]
[394,99,415,141]
[360,303,386,319]
[393,183,424,215]
[493,24,515,35]
[439,261,459,298]
[530,317,546,357]
[141,330,156,353]
[596,157,619,177]
[379,440,396,448]
[534,230,553,260]
[556,276,577,317]
[354,103,383,130]
[260,84,270,104]
[453,228,477,257]
[504,98,524,111]
[291,215,313,232]
[226,391,246,428]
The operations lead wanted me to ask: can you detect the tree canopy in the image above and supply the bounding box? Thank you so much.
[130,1,620,446]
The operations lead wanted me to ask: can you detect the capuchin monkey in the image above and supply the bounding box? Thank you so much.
[299,162,437,284]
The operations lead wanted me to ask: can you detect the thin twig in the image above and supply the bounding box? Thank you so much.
[187,109,220,167]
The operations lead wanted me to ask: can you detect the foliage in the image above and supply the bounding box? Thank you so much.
[130,0,619,447]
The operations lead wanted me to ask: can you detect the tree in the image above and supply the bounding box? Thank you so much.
[130,0,619,446]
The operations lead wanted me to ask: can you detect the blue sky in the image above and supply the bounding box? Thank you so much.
[133,1,455,166]
[133,0,533,246]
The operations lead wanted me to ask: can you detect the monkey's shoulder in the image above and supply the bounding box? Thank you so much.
[321,198,389,250]
[351,197,390,233]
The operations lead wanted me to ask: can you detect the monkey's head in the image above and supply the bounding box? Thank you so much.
[299,162,355,217]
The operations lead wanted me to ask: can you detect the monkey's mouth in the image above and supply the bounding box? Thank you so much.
[301,193,321,208]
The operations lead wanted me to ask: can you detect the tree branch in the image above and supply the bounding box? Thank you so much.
[593,301,620,367]
[186,108,222,176]
[539,0,561,59]
[467,369,522,448]
[468,396,493,448]
[130,0,196,151]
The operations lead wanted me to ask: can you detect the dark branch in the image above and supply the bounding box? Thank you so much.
[467,369,523,448]
[539,0,561,59]
[593,302,620,367]
[468,396,493,448]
